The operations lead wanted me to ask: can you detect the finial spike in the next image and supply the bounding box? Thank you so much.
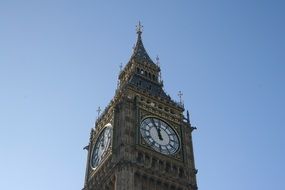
[119,63,123,72]
[156,55,160,66]
[178,91,184,106]
[96,106,101,119]
[136,21,143,34]
[187,110,190,124]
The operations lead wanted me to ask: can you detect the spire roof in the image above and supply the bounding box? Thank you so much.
[130,22,155,64]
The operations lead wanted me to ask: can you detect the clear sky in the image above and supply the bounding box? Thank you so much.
[0,0,284,189]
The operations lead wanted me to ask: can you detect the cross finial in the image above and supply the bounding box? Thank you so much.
[156,55,160,66]
[178,91,183,105]
[96,106,101,118]
[136,21,143,34]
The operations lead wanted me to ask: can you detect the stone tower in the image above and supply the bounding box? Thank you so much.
[83,23,198,190]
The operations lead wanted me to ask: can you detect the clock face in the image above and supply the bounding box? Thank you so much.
[140,117,180,155]
[90,123,112,169]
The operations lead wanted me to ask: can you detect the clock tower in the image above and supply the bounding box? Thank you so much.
[83,23,198,190]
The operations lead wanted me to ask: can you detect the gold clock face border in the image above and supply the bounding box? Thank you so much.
[90,123,113,170]
[139,115,181,156]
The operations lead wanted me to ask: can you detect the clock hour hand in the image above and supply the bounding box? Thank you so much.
[152,119,163,140]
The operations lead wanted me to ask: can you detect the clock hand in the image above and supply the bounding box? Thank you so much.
[157,120,163,140]
[151,118,158,131]
[157,128,163,140]
[152,119,163,141]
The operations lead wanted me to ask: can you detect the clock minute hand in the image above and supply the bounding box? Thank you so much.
[152,119,163,140]
[157,120,164,141]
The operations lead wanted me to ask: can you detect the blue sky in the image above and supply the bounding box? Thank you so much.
[0,0,284,189]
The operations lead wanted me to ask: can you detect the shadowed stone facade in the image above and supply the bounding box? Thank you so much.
[83,23,198,190]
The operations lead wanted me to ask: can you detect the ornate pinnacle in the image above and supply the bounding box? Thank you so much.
[136,21,143,35]
[156,55,160,66]
[187,110,190,124]
[178,91,184,105]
